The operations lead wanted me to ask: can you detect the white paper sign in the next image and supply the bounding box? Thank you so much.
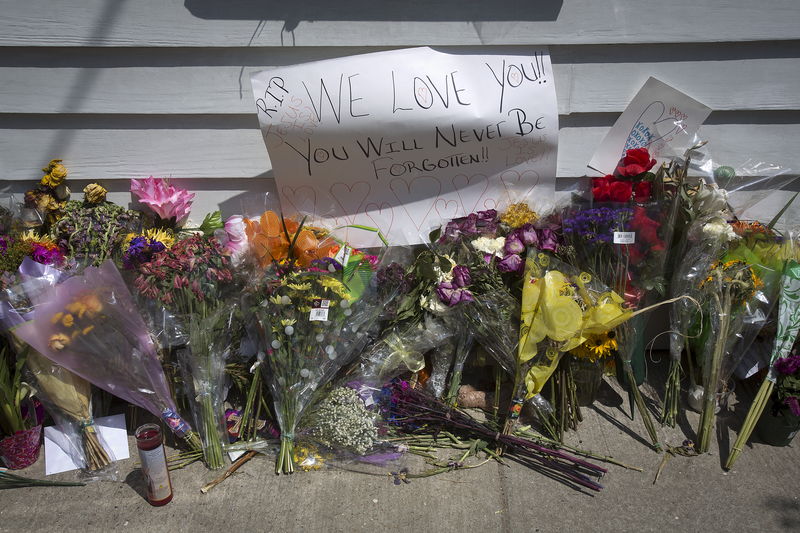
[251,47,558,246]
[588,77,711,176]
[43,414,130,475]
[613,231,636,245]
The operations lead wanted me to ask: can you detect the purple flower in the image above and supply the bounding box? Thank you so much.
[775,354,800,376]
[452,265,472,288]
[477,209,498,222]
[436,281,475,306]
[497,253,524,273]
[504,232,525,255]
[784,396,800,417]
[0,236,8,254]
[30,243,64,265]
[517,224,539,247]
[538,228,559,253]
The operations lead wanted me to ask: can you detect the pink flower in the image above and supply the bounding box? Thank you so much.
[130,176,195,224]
[214,215,247,262]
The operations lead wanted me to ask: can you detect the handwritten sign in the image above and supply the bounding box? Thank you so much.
[250,47,558,246]
[588,77,711,176]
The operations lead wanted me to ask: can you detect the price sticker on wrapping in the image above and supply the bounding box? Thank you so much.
[613,231,636,244]
[310,299,331,321]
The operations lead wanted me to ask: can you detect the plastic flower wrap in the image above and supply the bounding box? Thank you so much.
[0,259,114,475]
[427,204,559,403]
[515,249,632,433]
[131,233,238,469]
[130,176,194,226]
[13,260,202,452]
[249,213,388,474]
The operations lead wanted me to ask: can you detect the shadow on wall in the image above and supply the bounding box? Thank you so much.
[184,0,563,28]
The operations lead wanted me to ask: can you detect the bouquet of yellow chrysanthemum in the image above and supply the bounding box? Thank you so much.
[247,213,390,474]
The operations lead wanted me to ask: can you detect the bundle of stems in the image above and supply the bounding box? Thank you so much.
[385,381,606,491]
[0,468,85,489]
[24,348,111,471]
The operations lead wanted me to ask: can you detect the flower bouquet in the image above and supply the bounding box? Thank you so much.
[1,259,113,473]
[13,260,202,454]
[0,340,40,469]
[727,254,800,466]
[428,204,558,411]
[132,233,238,469]
[563,147,680,448]
[516,249,635,439]
[248,211,388,473]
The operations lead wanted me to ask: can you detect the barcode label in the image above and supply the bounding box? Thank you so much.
[309,299,331,321]
[309,308,329,321]
[613,231,636,244]
[334,245,352,266]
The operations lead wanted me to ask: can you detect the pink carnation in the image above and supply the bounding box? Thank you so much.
[130,176,195,224]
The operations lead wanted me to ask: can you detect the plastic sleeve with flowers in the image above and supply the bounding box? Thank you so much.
[292,385,406,473]
[175,305,236,470]
[1,259,117,477]
[254,250,389,474]
[513,249,634,435]
[12,260,201,452]
[694,257,774,452]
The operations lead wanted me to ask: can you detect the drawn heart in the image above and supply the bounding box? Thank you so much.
[434,198,460,221]
[363,202,395,240]
[281,185,317,217]
[499,169,541,206]
[452,173,490,215]
[416,85,430,106]
[626,100,683,153]
[389,176,442,231]
[482,198,498,210]
[330,181,371,224]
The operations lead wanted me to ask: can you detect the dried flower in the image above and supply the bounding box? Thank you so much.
[501,203,539,228]
[83,183,107,205]
[40,159,68,188]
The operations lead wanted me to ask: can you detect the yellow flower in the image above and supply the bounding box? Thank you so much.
[280,318,297,327]
[287,282,312,291]
[20,230,56,247]
[500,203,539,228]
[319,277,349,299]
[40,159,68,188]
[51,312,64,325]
[83,183,107,205]
[293,445,325,471]
[61,313,75,327]
[81,325,95,335]
[48,333,71,350]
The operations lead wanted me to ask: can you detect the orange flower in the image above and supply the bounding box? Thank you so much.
[244,211,336,267]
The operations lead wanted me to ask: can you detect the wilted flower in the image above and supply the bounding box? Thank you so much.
[701,217,739,243]
[435,281,474,306]
[83,183,107,205]
[40,159,68,188]
[497,253,524,273]
[451,265,472,288]
[130,176,195,225]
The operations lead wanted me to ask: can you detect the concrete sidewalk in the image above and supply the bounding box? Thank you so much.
[2,373,799,532]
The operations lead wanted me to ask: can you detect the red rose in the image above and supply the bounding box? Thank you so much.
[607,180,633,202]
[626,245,645,265]
[633,181,652,202]
[591,175,614,201]
[617,148,656,177]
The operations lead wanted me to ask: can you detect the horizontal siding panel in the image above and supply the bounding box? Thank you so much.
[2,51,798,115]
[1,0,799,47]
[1,122,797,182]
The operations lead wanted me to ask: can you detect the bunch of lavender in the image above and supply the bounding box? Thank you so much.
[380,381,606,492]
[560,207,633,280]
[50,200,139,267]
[303,387,379,455]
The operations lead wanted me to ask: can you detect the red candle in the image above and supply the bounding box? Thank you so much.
[135,423,173,506]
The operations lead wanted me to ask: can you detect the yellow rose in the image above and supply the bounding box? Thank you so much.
[40,159,68,188]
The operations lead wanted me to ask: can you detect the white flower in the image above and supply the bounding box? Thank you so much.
[701,216,739,242]
[694,184,729,216]
[471,236,506,257]
[420,294,449,315]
